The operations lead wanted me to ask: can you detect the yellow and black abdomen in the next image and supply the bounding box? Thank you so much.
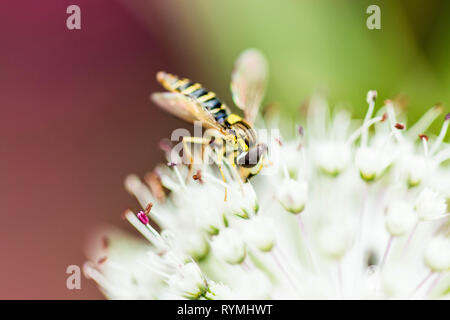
[157,72,230,126]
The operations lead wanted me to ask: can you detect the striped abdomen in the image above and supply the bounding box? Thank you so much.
[157,72,230,126]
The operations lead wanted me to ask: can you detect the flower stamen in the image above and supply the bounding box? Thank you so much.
[430,113,450,155]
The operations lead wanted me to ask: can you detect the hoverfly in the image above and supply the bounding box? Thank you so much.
[151,49,268,185]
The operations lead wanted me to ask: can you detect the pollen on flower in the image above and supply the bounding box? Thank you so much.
[394,123,405,130]
[137,210,150,225]
[167,162,178,167]
[192,170,203,183]
[145,202,153,215]
[419,134,429,141]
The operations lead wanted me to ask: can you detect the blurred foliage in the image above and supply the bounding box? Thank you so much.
[162,0,449,134]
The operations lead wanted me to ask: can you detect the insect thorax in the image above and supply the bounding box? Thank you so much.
[226,116,257,152]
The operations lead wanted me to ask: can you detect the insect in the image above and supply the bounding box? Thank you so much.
[151,49,268,186]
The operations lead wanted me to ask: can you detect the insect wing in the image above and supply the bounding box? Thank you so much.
[230,49,268,124]
[151,92,227,134]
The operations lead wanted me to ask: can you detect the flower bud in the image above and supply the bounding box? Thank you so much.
[204,281,233,300]
[223,182,258,218]
[400,154,427,187]
[314,141,351,176]
[195,208,222,235]
[385,201,417,237]
[211,228,246,264]
[167,262,207,299]
[183,232,210,261]
[235,270,272,299]
[243,216,275,252]
[317,224,351,259]
[381,264,413,297]
[414,188,447,221]
[424,236,450,272]
[278,142,304,180]
[356,147,391,182]
[366,90,377,104]
[276,179,308,214]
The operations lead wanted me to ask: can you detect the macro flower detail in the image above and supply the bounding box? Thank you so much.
[424,237,450,273]
[415,188,448,221]
[385,201,417,237]
[276,178,308,214]
[211,228,247,265]
[85,50,450,300]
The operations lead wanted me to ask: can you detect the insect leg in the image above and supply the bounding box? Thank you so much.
[228,150,245,194]
[217,143,228,202]
[182,136,229,201]
[182,136,211,179]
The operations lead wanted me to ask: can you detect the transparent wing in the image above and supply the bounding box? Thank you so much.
[151,92,228,134]
[230,49,268,124]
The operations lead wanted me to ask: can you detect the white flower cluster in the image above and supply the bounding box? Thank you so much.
[84,91,450,300]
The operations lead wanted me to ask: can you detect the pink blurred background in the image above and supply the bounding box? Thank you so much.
[0,0,191,299]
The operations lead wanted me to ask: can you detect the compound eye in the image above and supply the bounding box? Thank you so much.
[236,143,268,168]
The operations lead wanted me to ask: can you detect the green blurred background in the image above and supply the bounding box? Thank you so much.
[141,0,450,132]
